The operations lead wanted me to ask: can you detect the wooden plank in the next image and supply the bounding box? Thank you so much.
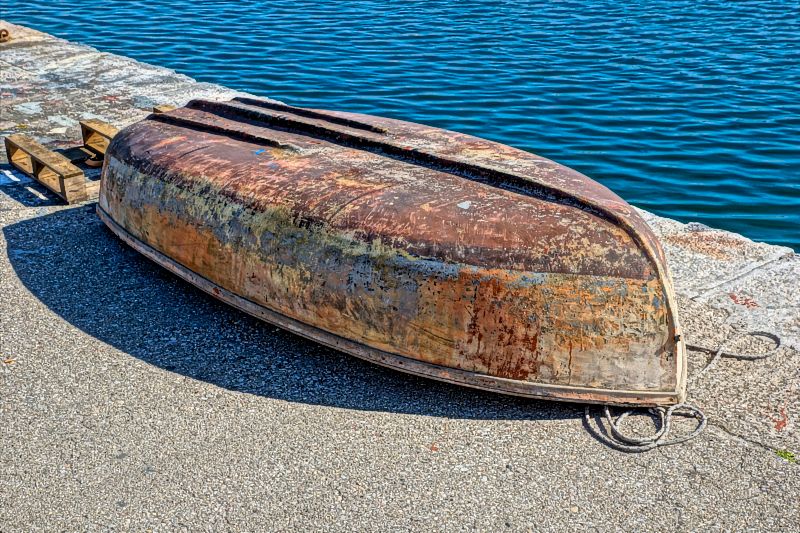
[80,119,118,156]
[4,134,89,203]
[5,136,35,175]
[152,105,176,114]
[84,180,101,197]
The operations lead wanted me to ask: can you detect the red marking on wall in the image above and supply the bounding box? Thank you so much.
[729,293,759,309]
[771,407,788,432]
[429,442,439,452]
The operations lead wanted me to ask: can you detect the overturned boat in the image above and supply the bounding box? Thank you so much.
[97,97,686,406]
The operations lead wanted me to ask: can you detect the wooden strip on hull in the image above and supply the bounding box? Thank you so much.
[97,205,682,407]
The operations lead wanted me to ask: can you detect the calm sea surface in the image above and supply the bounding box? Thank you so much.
[7,1,799,249]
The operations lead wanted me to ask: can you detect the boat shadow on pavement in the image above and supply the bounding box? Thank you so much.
[5,205,581,422]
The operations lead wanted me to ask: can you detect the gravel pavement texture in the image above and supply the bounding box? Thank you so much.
[1,21,798,532]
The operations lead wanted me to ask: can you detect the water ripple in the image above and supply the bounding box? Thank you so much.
[5,0,799,249]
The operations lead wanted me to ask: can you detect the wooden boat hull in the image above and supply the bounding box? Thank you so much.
[98,97,686,406]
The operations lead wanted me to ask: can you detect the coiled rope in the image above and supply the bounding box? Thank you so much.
[585,329,781,452]
[584,403,707,453]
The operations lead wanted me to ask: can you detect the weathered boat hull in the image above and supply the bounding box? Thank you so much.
[98,97,686,406]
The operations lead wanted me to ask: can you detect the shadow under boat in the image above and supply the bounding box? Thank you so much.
[3,204,580,422]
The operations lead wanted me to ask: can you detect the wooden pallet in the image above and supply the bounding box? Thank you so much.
[80,119,119,157]
[4,120,120,203]
[4,134,91,203]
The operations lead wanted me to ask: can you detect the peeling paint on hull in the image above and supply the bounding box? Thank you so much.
[98,98,686,406]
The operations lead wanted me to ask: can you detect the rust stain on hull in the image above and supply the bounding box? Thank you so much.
[98,98,686,406]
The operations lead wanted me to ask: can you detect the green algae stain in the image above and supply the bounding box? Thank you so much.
[775,450,796,464]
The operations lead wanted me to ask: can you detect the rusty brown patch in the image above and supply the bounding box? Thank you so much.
[771,407,789,432]
[729,292,759,309]
[99,98,683,398]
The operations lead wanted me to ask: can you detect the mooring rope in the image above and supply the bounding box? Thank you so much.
[689,330,781,382]
[584,403,707,452]
[585,329,781,452]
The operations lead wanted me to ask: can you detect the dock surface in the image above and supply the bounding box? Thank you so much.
[1,22,798,531]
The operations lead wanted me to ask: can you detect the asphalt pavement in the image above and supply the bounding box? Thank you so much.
[1,21,798,532]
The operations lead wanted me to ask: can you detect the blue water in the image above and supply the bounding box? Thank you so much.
[6,0,799,249]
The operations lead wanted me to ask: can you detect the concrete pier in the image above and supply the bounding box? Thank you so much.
[1,22,798,531]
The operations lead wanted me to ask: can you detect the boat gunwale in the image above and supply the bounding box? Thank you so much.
[97,203,686,407]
